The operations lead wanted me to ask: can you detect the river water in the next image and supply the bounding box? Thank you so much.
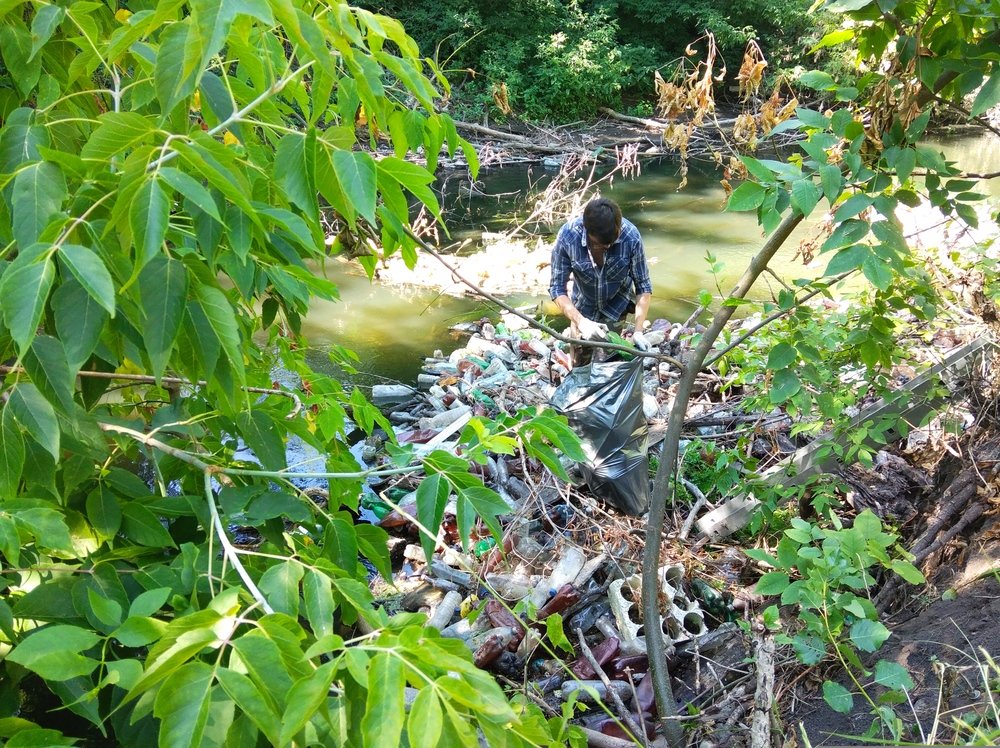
[300,132,999,385]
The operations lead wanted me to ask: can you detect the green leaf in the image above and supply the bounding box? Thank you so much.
[278,661,336,746]
[58,244,116,315]
[361,652,405,748]
[545,613,573,653]
[767,342,797,370]
[790,178,820,217]
[822,680,854,713]
[755,572,790,595]
[215,668,281,745]
[86,486,122,541]
[129,587,172,618]
[28,4,65,60]
[375,156,439,217]
[0,250,54,352]
[407,688,444,748]
[24,336,75,412]
[824,244,869,276]
[12,162,65,249]
[355,523,392,581]
[7,625,101,681]
[331,149,377,225]
[7,384,59,460]
[0,407,25,499]
[726,181,766,212]
[970,71,1000,118]
[819,164,842,203]
[138,256,189,380]
[791,633,826,665]
[112,616,167,647]
[415,473,449,563]
[258,561,303,617]
[158,167,222,222]
[190,0,238,72]
[915,145,948,172]
[121,503,176,548]
[873,659,913,690]
[153,661,216,748]
[850,619,890,653]
[193,284,245,385]
[799,70,836,90]
[835,194,873,221]
[52,277,107,371]
[131,176,170,267]
[769,369,801,405]
[862,256,893,290]
[80,112,154,162]
[236,410,286,471]
[275,132,318,221]
[895,148,916,183]
[88,588,123,628]
[15,508,74,555]
[154,21,200,115]
[810,28,854,52]
[323,515,359,575]
[889,560,924,585]
[303,569,335,639]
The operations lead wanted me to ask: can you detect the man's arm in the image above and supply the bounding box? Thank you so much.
[630,229,653,331]
[554,294,584,325]
[634,292,651,330]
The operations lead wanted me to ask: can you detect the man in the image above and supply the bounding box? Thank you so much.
[549,197,652,366]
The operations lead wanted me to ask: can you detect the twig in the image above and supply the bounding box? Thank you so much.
[575,627,648,748]
[0,365,303,419]
[678,479,711,541]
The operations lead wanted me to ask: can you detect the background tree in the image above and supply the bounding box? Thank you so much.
[0,1,582,745]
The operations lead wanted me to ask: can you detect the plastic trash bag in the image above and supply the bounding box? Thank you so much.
[549,357,650,516]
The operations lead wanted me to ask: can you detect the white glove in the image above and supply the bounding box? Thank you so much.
[577,317,608,341]
[632,331,650,351]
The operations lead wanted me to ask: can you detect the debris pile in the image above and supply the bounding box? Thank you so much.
[349,308,993,744]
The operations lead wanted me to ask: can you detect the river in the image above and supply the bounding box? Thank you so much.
[300,132,1000,386]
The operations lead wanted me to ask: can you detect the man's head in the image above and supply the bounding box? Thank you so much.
[583,197,622,249]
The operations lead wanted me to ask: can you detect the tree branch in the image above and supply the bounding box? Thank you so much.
[703,270,854,368]
[640,211,803,748]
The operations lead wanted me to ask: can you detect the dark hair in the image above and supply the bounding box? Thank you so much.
[583,198,622,245]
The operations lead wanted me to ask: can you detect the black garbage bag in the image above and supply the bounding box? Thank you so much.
[549,357,649,516]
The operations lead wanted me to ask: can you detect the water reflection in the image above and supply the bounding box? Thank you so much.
[302,133,998,385]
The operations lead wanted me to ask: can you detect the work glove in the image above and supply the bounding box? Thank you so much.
[632,330,650,351]
[577,317,608,341]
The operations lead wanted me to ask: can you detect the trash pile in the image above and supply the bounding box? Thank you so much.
[347,307,991,744]
[356,313,764,743]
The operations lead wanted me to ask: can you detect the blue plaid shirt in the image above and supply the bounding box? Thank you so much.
[549,216,652,324]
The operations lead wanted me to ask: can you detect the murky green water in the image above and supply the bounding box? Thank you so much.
[301,132,999,385]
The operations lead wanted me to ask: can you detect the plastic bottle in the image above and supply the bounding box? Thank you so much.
[528,545,585,608]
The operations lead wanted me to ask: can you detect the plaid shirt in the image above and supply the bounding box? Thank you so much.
[548,216,652,323]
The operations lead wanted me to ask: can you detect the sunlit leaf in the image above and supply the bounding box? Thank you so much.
[153,661,216,748]
[7,625,101,681]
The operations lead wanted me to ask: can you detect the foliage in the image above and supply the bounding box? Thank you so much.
[749,509,924,738]
[679,439,741,498]
[0,0,581,744]
[354,0,835,121]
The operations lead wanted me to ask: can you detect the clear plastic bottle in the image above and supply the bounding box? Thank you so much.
[529,545,585,607]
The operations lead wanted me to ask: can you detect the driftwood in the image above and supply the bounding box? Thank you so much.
[750,631,775,748]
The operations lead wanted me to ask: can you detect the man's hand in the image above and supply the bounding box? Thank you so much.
[632,330,650,351]
[577,317,608,341]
